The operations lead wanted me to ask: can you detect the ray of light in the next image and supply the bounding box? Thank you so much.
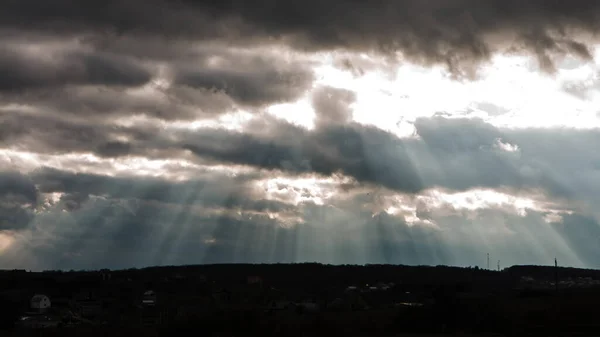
[0,232,15,253]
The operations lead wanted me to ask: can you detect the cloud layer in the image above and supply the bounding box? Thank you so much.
[3,0,600,75]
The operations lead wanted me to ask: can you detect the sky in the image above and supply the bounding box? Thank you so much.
[2,0,600,271]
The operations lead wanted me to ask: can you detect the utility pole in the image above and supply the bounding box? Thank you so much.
[555,257,558,292]
[497,260,500,272]
[487,253,490,270]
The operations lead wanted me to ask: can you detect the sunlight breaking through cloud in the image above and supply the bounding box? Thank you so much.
[3,1,600,269]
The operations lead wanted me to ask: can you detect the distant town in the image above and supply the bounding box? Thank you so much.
[2,263,600,336]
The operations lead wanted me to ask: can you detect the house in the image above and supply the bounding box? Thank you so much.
[247,275,263,285]
[30,294,51,312]
[142,290,157,306]
[17,315,61,329]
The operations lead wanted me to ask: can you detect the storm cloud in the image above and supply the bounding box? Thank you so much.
[5,107,600,204]
[169,117,600,203]
[174,55,315,107]
[0,47,153,92]
[0,171,37,230]
[2,0,600,75]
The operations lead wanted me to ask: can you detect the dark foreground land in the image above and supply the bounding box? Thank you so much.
[2,263,600,336]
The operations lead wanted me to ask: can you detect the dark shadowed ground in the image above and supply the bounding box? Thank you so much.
[2,263,600,336]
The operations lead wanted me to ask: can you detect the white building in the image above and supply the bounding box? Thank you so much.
[30,294,51,312]
[142,290,157,306]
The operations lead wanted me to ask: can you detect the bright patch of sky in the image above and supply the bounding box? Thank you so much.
[265,46,600,137]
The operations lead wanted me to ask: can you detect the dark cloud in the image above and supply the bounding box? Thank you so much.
[30,167,289,214]
[1,86,232,121]
[0,110,162,157]
[176,118,506,193]
[0,47,153,92]
[0,171,37,230]
[0,44,314,120]
[0,205,34,231]
[7,108,600,205]
[172,116,600,205]
[180,122,425,193]
[79,35,214,62]
[174,56,314,107]
[0,171,38,204]
[2,1,600,76]
[58,192,90,212]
